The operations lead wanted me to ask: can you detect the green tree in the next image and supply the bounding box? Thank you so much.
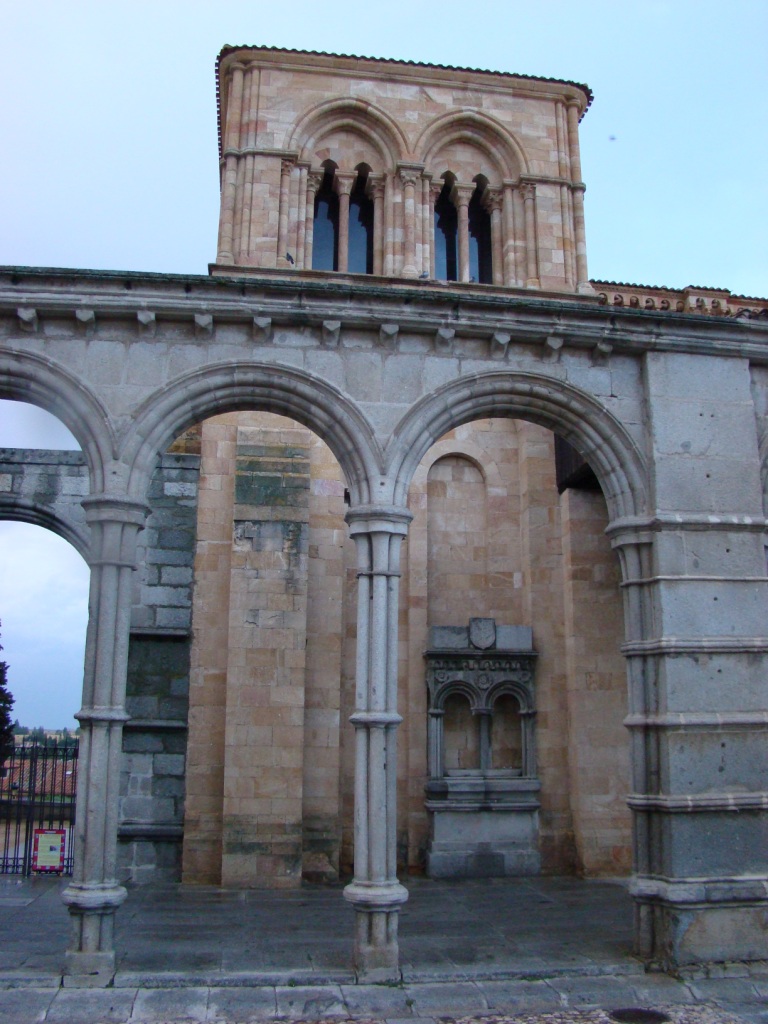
[0,624,14,764]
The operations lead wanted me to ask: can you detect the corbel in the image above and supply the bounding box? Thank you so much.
[194,313,213,338]
[434,327,455,352]
[252,317,273,343]
[16,307,38,333]
[136,310,156,337]
[542,335,563,362]
[490,331,510,360]
[592,339,613,364]
[76,309,96,336]
[379,323,399,349]
[321,320,341,348]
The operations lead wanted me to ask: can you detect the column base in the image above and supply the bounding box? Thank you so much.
[63,950,116,988]
[344,880,409,981]
[632,875,768,968]
[61,882,127,987]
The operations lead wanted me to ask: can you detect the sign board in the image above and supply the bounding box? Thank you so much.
[31,829,66,873]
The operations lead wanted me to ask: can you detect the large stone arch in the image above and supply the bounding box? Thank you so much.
[415,110,529,182]
[120,361,383,507]
[0,496,90,560]
[386,371,648,521]
[0,349,113,494]
[289,98,408,170]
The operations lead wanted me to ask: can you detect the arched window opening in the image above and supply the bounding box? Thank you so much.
[469,178,493,284]
[312,165,339,271]
[434,177,458,281]
[491,694,523,772]
[443,693,479,771]
[348,167,374,275]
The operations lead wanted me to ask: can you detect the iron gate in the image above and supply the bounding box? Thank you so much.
[0,740,78,875]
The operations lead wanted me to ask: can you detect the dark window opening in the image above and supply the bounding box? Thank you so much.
[434,180,458,281]
[348,173,374,275]
[312,168,339,271]
[469,183,493,284]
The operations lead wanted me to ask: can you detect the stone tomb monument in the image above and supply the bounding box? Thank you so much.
[425,618,540,877]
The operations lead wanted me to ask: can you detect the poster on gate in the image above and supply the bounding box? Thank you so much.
[31,829,66,873]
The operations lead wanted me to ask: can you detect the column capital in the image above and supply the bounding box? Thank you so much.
[81,495,151,528]
[519,181,537,202]
[430,181,444,203]
[397,163,423,188]
[306,170,324,193]
[345,504,413,535]
[483,186,504,214]
[334,172,356,197]
[367,174,386,200]
[451,182,475,208]
[280,156,296,175]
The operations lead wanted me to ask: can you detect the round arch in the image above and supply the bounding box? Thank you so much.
[0,497,90,560]
[386,371,648,522]
[416,111,529,181]
[120,361,383,507]
[289,98,408,170]
[0,349,113,493]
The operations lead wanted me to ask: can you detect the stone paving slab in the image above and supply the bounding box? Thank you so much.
[0,988,764,1023]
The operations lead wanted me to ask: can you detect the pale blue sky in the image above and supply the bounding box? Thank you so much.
[0,0,766,726]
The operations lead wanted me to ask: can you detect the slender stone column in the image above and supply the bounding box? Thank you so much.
[303,171,323,269]
[520,182,540,288]
[335,173,355,274]
[384,176,395,276]
[429,182,442,279]
[368,176,385,276]
[344,505,412,980]
[217,62,245,263]
[484,188,504,285]
[421,175,432,276]
[502,182,517,286]
[295,164,308,269]
[566,100,590,292]
[277,158,295,267]
[453,184,474,283]
[398,167,420,279]
[62,494,150,986]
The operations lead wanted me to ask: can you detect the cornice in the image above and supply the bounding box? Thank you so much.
[1,266,767,364]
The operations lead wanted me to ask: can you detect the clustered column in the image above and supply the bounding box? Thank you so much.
[343,505,412,980]
[62,494,149,985]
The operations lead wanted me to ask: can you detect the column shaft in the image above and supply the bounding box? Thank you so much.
[521,183,539,288]
[344,506,412,981]
[398,169,419,278]
[304,172,322,269]
[277,158,294,266]
[454,184,473,283]
[217,63,245,262]
[336,174,354,274]
[62,495,149,986]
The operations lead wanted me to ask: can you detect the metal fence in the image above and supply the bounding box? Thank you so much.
[0,740,78,875]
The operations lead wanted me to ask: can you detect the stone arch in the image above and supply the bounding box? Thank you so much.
[387,371,647,522]
[414,439,494,490]
[416,110,528,182]
[0,349,113,493]
[0,497,90,560]
[120,362,383,507]
[290,98,407,171]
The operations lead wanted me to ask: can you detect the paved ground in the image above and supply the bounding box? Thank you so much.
[0,875,765,1023]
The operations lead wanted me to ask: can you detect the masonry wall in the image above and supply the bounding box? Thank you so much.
[180,413,630,886]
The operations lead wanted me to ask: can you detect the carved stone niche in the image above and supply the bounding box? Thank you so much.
[424,617,540,878]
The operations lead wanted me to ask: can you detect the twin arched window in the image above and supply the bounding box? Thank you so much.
[312,164,374,274]
[434,174,493,284]
[313,166,493,282]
